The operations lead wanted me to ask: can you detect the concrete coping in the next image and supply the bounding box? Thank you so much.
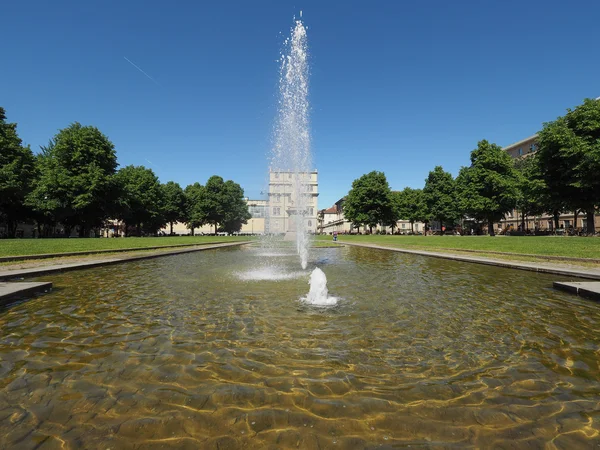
[0,282,53,306]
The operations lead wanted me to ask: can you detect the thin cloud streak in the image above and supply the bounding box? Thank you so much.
[123,56,161,86]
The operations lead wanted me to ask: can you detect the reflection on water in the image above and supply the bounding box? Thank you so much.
[0,246,599,448]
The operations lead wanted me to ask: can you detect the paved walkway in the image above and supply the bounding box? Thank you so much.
[0,242,250,281]
[338,242,600,280]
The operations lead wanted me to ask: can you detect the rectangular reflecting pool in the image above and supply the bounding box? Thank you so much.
[0,245,599,448]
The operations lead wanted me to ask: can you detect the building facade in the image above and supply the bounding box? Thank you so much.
[499,134,600,233]
[267,170,319,234]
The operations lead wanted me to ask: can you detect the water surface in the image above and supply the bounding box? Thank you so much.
[0,246,599,448]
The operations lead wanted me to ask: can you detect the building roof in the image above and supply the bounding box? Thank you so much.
[323,206,338,214]
[502,134,538,151]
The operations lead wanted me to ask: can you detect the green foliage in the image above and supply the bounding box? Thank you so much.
[537,97,600,233]
[184,177,250,234]
[27,123,118,236]
[184,182,207,232]
[161,181,186,233]
[513,154,548,218]
[423,166,458,228]
[344,171,393,232]
[456,140,518,235]
[394,187,427,227]
[115,165,164,235]
[0,107,36,237]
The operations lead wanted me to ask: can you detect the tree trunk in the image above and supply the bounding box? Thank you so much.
[214,222,218,235]
[586,209,595,234]
[136,222,141,237]
[170,222,174,235]
[390,223,395,234]
[521,211,525,231]
[369,225,373,234]
[190,226,194,236]
[79,225,86,238]
[37,223,42,239]
[573,210,579,232]
[7,220,17,238]
[488,218,495,236]
[553,210,560,232]
[410,221,414,233]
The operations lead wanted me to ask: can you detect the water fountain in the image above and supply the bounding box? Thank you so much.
[269,15,312,270]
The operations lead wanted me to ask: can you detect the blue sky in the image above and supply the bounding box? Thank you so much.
[3,1,599,209]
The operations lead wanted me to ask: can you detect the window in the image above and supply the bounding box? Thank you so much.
[273,207,281,215]
[276,194,281,202]
[274,172,279,179]
[529,144,536,153]
[307,220,312,227]
[518,148,523,156]
[309,207,314,216]
[402,223,406,229]
[288,173,292,179]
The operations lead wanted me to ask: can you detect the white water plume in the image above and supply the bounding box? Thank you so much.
[268,18,312,270]
[304,268,337,306]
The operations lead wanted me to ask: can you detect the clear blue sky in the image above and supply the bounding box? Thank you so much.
[3,1,599,208]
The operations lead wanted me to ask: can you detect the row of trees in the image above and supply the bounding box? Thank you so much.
[0,107,250,237]
[344,98,600,235]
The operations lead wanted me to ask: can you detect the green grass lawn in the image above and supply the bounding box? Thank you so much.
[316,235,600,260]
[0,236,253,257]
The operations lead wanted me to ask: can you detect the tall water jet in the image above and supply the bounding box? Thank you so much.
[268,16,312,270]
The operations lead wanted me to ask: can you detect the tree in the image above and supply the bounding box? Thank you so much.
[343,171,393,233]
[115,165,164,236]
[184,183,206,235]
[423,166,457,233]
[394,187,427,233]
[200,176,250,234]
[513,154,549,231]
[0,107,36,237]
[28,123,118,237]
[161,181,186,235]
[537,98,600,234]
[219,180,251,234]
[456,140,518,236]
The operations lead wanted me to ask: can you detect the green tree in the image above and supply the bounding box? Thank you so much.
[394,187,427,233]
[343,171,393,234]
[423,166,457,233]
[28,123,118,237]
[456,140,518,236]
[219,180,251,234]
[115,165,164,236]
[184,183,206,235]
[537,98,600,234]
[161,181,186,235]
[200,176,250,234]
[513,154,548,231]
[0,107,36,237]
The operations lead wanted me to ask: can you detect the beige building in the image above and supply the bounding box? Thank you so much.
[318,197,424,235]
[267,170,319,234]
[500,134,600,233]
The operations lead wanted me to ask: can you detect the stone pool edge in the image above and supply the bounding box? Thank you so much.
[337,242,600,281]
[0,242,252,281]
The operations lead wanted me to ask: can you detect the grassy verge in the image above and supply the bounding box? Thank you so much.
[0,236,254,257]
[315,235,600,260]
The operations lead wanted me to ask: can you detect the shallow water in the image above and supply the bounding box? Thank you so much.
[0,246,599,449]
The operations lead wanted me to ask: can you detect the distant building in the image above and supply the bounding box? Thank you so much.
[500,129,600,233]
[267,170,319,234]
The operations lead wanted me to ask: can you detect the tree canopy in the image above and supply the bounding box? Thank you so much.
[536,97,600,233]
[28,123,118,237]
[456,140,518,235]
[0,107,36,237]
[344,171,393,233]
[423,166,457,231]
[115,165,164,236]
[162,181,186,235]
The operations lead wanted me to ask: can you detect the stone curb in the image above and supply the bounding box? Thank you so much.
[338,242,600,281]
[0,242,251,281]
[0,240,240,263]
[553,281,600,301]
[0,281,53,305]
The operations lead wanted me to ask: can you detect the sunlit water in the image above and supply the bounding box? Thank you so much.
[0,246,599,448]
